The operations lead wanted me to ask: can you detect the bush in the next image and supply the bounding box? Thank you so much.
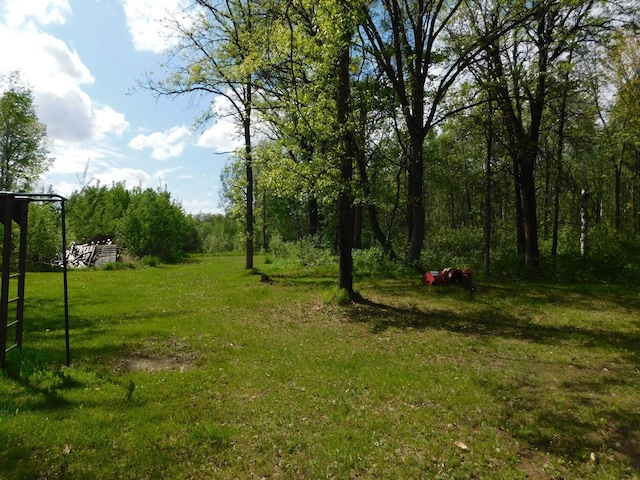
[27,203,61,267]
[353,246,409,279]
[421,225,483,270]
[116,189,194,262]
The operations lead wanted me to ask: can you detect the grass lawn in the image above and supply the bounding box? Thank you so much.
[1,254,639,479]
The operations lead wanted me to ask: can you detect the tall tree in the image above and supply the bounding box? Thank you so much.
[359,0,515,263]
[470,0,608,266]
[0,71,52,192]
[605,31,640,232]
[144,0,270,270]
[333,0,360,295]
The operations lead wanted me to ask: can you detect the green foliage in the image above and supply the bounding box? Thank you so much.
[0,71,52,192]
[352,246,411,279]
[116,188,194,262]
[26,203,61,266]
[421,225,484,271]
[268,233,336,267]
[66,183,131,243]
[1,256,639,478]
[140,255,161,267]
[192,212,241,253]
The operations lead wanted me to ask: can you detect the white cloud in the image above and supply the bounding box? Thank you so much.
[196,96,243,153]
[155,167,181,178]
[45,179,79,198]
[0,18,129,144]
[1,0,71,28]
[196,122,242,153]
[122,0,193,54]
[181,197,223,215]
[90,167,152,189]
[49,143,121,175]
[0,25,93,91]
[94,106,129,139]
[36,88,94,142]
[129,125,192,160]
[45,166,154,199]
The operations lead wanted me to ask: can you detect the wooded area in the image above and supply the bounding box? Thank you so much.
[2,1,639,290]
[142,0,638,294]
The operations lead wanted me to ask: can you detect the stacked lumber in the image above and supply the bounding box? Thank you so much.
[51,241,119,268]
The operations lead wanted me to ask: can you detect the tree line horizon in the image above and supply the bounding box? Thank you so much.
[1,1,639,295]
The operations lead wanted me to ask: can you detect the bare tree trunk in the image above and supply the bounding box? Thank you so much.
[580,188,590,257]
[308,196,320,237]
[521,165,540,267]
[352,204,363,249]
[407,132,425,263]
[552,64,570,256]
[513,162,525,255]
[262,190,268,251]
[634,149,640,233]
[614,145,624,231]
[354,149,396,258]
[336,28,354,296]
[483,112,493,275]
[244,110,254,270]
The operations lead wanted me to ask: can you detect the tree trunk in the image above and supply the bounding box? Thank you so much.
[352,204,363,249]
[580,188,590,257]
[634,148,640,233]
[407,132,425,263]
[336,32,354,296]
[262,190,268,251]
[244,112,254,270]
[520,159,539,266]
[552,67,570,256]
[354,147,397,258]
[308,196,320,237]
[614,149,623,231]
[513,162,525,255]
[483,112,493,275]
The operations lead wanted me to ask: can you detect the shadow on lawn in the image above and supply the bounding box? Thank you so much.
[349,296,640,359]
[348,293,640,471]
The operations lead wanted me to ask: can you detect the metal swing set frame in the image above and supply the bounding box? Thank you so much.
[0,192,70,368]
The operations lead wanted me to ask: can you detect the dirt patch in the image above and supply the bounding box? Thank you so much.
[114,353,196,373]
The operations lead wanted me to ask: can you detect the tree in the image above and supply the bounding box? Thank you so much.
[0,71,52,192]
[359,0,522,263]
[603,31,640,232]
[116,188,195,262]
[27,202,61,266]
[469,0,609,266]
[66,182,131,242]
[144,0,272,270]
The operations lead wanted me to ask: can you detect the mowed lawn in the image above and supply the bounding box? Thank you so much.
[1,254,639,479]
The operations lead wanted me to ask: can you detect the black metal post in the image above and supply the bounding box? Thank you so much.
[61,200,70,366]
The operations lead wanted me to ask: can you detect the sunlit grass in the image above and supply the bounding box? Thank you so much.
[1,254,639,479]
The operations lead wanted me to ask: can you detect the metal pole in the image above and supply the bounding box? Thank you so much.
[0,195,12,367]
[61,200,70,366]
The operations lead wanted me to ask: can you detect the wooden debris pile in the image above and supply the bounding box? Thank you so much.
[51,241,119,268]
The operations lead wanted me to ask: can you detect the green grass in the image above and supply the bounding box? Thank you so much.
[1,254,639,479]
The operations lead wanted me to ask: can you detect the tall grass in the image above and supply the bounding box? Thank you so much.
[1,254,639,479]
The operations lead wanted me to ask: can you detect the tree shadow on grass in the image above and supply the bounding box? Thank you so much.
[2,349,81,413]
[348,294,640,472]
[349,296,640,359]
[497,373,640,472]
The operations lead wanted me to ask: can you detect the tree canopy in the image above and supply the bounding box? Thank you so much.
[0,71,52,192]
[142,0,638,278]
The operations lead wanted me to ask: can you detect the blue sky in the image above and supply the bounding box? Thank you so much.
[0,0,241,214]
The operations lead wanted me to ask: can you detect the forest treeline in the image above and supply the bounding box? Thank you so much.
[157,0,638,282]
[9,0,640,286]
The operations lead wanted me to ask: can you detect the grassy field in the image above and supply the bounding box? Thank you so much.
[1,254,639,479]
